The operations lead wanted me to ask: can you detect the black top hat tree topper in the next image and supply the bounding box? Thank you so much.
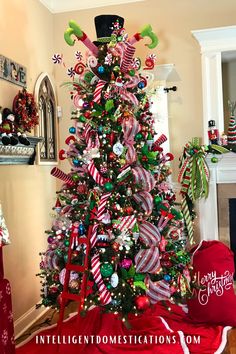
[93,15,125,46]
[64,14,158,53]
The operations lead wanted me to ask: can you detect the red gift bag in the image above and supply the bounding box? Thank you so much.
[0,278,15,354]
[188,240,236,326]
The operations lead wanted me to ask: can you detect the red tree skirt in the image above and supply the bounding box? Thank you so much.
[16,302,230,354]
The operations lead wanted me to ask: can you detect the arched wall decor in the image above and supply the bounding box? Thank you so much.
[34,73,58,165]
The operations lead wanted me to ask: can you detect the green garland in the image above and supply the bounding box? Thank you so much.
[178,138,232,242]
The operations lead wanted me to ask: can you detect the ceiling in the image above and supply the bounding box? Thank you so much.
[38,0,144,13]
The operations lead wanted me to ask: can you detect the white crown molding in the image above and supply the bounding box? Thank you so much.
[192,25,236,53]
[39,0,145,14]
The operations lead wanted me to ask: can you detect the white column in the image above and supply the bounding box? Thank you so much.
[201,52,224,143]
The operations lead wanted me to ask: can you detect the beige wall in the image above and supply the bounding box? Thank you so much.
[0,0,56,321]
[1,0,236,324]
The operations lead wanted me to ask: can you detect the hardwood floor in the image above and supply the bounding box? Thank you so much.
[16,303,236,353]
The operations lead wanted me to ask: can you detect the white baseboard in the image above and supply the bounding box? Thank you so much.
[14,303,50,339]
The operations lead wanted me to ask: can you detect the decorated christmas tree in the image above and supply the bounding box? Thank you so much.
[37,15,193,319]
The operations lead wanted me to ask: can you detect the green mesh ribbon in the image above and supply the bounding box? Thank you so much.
[178,138,210,244]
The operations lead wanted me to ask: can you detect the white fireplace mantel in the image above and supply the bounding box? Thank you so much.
[198,152,236,241]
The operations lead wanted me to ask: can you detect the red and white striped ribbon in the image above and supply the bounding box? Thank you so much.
[88,160,108,186]
[93,80,106,103]
[90,223,99,248]
[120,42,136,73]
[146,278,171,304]
[91,254,112,305]
[135,246,160,273]
[97,193,111,221]
[122,115,140,164]
[116,215,136,232]
[83,123,100,149]
[139,221,161,247]
[133,191,153,216]
[132,166,156,192]
[178,157,190,183]
[51,167,75,186]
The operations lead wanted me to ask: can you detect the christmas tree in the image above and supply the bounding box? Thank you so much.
[37,15,193,318]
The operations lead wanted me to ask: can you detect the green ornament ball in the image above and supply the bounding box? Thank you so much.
[129,69,135,77]
[72,174,80,182]
[104,182,114,191]
[135,132,143,141]
[84,71,94,83]
[154,196,162,205]
[113,66,120,72]
[79,115,86,123]
[55,249,63,257]
[106,283,112,290]
[116,125,122,133]
[64,239,70,247]
[100,263,113,277]
[211,156,218,163]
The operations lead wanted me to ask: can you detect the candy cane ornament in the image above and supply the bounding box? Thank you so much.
[91,254,112,305]
[93,80,106,103]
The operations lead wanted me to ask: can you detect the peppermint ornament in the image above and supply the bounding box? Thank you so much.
[113,142,124,156]
[52,53,62,64]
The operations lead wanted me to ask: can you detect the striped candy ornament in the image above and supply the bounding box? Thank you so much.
[97,193,111,221]
[91,254,112,305]
[132,166,156,192]
[135,246,160,273]
[93,80,106,103]
[146,278,171,304]
[120,42,136,73]
[139,221,161,247]
[116,215,136,232]
[90,223,99,248]
[51,167,75,186]
[133,191,153,215]
[88,160,108,186]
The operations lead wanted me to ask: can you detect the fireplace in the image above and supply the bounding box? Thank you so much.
[198,152,236,276]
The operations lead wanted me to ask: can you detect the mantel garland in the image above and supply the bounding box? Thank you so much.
[178,137,231,242]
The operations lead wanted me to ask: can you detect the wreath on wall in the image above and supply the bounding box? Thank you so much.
[13,88,39,133]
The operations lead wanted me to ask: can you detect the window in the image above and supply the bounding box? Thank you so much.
[34,73,58,164]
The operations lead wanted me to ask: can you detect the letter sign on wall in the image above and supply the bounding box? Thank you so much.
[0,54,27,87]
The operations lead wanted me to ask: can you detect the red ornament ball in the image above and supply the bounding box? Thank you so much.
[108,152,116,161]
[53,273,60,282]
[112,242,120,251]
[135,295,150,311]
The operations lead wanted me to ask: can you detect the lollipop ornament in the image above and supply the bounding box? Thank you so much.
[64,20,98,56]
